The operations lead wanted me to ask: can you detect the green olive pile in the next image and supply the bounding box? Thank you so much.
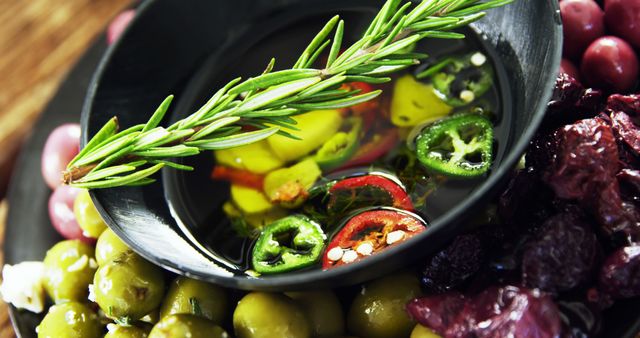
[35,190,442,338]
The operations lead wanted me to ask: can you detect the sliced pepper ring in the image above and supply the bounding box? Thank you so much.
[327,173,414,213]
[416,114,493,178]
[339,128,398,170]
[314,117,363,171]
[427,52,494,107]
[322,208,426,269]
[251,215,326,274]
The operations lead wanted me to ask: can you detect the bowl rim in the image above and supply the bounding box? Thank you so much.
[83,0,563,290]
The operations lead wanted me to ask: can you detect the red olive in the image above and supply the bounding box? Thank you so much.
[561,0,605,60]
[41,124,80,189]
[107,9,136,45]
[560,58,581,81]
[605,0,640,49]
[581,36,639,92]
[48,185,93,243]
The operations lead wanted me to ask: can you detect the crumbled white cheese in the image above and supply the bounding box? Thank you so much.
[386,230,406,245]
[106,323,117,333]
[140,312,156,324]
[356,242,373,256]
[88,284,96,302]
[327,247,344,261]
[341,250,358,264]
[471,52,487,67]
[0,262,46,313]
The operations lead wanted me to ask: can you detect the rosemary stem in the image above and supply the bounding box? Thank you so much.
[62,0,513,189]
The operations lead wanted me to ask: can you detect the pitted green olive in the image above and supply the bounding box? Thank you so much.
[37,302,101,338]
[286,290,345,337]
[43,240,97,303]
[104,323,151,338]
[148,314,228,338]
[74,189,108,238]
[233,292,310,338]
[93,250,165,322]
[347,273,422,338]
[95,228,130,266]
[160,276,227,323]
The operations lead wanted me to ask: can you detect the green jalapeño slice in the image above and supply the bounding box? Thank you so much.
[251,215,326,274]
[415,114,493,178]
[314,117,363,171]
[420,52,494,107]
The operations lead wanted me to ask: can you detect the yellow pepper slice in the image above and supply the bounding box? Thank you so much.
[390,75,452,127]
[267,110,342,162]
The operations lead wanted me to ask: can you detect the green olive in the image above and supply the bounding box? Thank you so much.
[233,292,311,338]
[148,314,228,338]
[74,189,108,238]
[347,273,422,338]
[105,323,151,338]
[159,276,227,323]
[286,290,345,337]
[96,228,130,266]
[43,240,97,303]
[94,250,165,322]
[37,302,101,338]
[410,324,442,338]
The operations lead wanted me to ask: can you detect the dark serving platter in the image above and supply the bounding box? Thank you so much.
[3,2,640,338]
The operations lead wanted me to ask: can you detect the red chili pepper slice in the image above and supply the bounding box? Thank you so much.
[341,82,379,115]
[211,165,264,190]
[322,209,426,269]
[339,128,398,170]
[328,174,414,212]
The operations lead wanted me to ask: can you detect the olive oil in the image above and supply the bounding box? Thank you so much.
[164,10,513,274]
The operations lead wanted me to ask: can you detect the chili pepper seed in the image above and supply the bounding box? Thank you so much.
[356,242,374,256]
[460,90,475,103]
[386,230,406,245]
[342,250,358,263]
[327,247,344,261]
[471,52,487,67]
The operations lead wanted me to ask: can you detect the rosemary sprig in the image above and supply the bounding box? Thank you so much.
[63,0,512,189]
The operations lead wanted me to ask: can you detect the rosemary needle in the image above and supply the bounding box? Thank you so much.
[63,0,512,189]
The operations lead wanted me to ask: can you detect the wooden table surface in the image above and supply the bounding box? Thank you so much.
[0,1,130,336]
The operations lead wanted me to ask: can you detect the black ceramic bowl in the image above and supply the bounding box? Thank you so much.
[83,0,562,290]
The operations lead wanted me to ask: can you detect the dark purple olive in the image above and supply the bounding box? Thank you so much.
[48,185,93,243]
[544,74,604,128]
[421,233,485,293]
[561,0,605,60]
[607,93,640,116]
[598,244,640,299]
[605,0,640,49]
[406,286,563,338]
[581,36,639,92]
[560,59,581,81]
[521,212,601,294]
